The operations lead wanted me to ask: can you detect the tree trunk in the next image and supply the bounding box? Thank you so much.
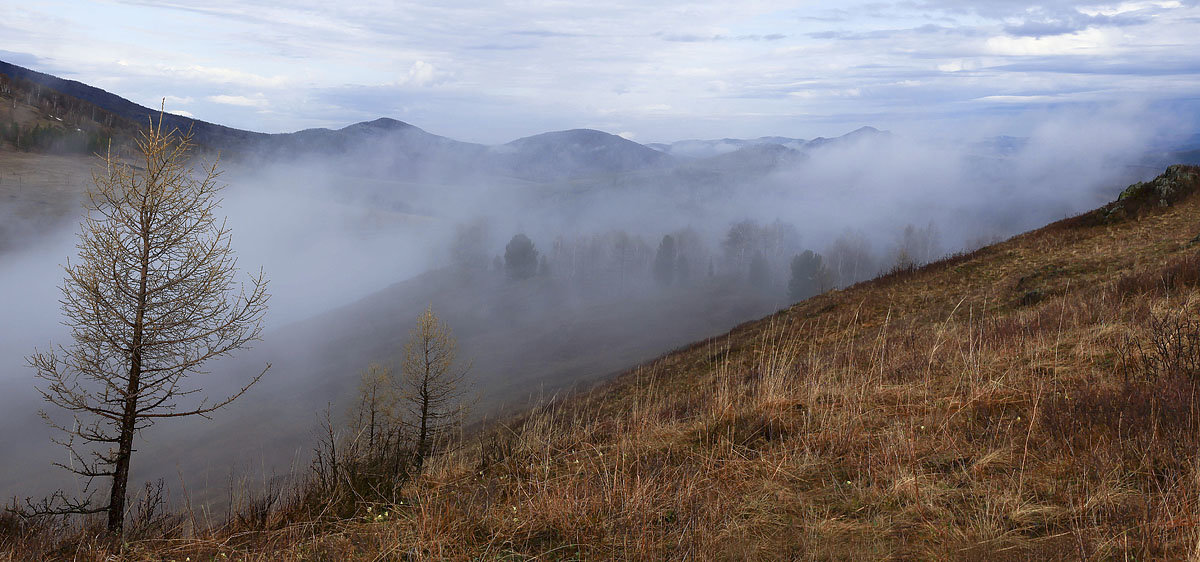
[416,386,429,469]
[109,320,143,534]
[107,369,139,533]
[109,213,152,534]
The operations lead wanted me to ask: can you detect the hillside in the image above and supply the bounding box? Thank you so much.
[0,60,264,150]
[63,267,783,509]
[6,165,1200,559]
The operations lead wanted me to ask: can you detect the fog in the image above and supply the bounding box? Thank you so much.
[0,104,1190,509]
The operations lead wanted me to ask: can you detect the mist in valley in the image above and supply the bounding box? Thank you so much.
[0,103,1189,509]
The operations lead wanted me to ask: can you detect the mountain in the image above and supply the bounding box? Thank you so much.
[647,136,809,158]
[494,128,675,180]
[0,59,267,149]
[255,117,491,184]
[650,127,887,159]
[0,59,907,187]
[802,125,888,148]
[0,60,468,160]
[970,134,1029,156]
[0,60,681,182]
[695,142,806,169]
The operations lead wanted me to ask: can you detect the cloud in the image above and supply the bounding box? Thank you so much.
[509,29,587,38]
[991,55,1200,76]
[0,49,44,68]
[1003,10,1150,38]
[150,63,291,89]
[397,60,439,87]
[1003,20,1085,38]
[937,59,980,72]
[973,94,1062,103]
[2,0,1199,141]
[466,43,537,51]
[207,94,270,108]
[1078,1,1184,17]
[985,28,1121,56]
[808,25,955,41]
[659,33,787,42]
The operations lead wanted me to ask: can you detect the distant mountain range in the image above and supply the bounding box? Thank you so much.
[647,126,887,159]
[5,58,1199,187]
[0,60,894,183]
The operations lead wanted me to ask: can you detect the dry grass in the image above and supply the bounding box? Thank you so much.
[7,165,1200,560]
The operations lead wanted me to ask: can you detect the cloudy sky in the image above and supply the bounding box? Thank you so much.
[2,0,1199,143]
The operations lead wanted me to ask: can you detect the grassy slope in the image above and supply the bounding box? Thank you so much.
[6,166,1200,560]
[375,165,1200,560]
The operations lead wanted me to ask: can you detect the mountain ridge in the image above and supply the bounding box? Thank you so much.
[649,126,888,158]
[0,59,883,176]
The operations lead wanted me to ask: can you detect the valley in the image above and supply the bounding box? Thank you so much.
[3,45,1200,559]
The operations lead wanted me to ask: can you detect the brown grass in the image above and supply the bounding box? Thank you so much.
[7,166,1200,560]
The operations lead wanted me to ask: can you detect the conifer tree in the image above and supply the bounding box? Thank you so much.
[504,233,539,280]
[399,306,470,468]
[23,113,269,534]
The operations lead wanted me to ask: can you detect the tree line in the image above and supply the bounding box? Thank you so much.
[453,217,942,304]
[1,120,112,153]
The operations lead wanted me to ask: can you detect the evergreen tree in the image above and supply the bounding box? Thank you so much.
[399,306,470,469]
[23,116,269,534]
[504,233,538,280]
[788,250,827,301]
[653,234,677,286]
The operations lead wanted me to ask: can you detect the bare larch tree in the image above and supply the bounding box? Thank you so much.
[400,306,469,469]
[23,113,269,534]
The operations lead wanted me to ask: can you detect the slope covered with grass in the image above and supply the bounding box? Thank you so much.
[5,165,1200,560]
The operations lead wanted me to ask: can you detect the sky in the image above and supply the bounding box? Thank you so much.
[2,0,1200,144]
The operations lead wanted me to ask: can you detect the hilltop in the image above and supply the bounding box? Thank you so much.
[6,162,1200,558]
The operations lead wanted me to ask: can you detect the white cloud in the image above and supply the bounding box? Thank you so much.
[168,109,195,117]
[788,88,861,99]
[2,0,1199,140]
[973,94,1059,103]
[397,60,438,87]
[169,65,289,88]
[1078,1,1182,17]
[985,28,1120,56]
[937,59,979,73]
[207,94,269,108]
